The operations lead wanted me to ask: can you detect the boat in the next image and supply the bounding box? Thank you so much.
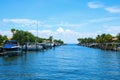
[117,45,120,51]
[22,42,43,51]
[2,40,22,56]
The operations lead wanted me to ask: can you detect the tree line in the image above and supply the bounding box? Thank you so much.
[0,35,8,46]
[0,28,64,45]
[78,33,120,44]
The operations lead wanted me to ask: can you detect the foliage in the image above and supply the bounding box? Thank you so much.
[12,30,36,44]
[11,28,16,35]
[78,38,96,44]
[11,29,64,45]
[78,33,113,44]
[96,34,113,43]
[35,37,46,43]
[0,35,8,45]
[54,39,64,44]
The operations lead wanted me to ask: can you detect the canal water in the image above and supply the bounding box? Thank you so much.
[0,44,120,80]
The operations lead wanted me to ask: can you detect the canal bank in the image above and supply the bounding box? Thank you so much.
[0,44,120,80]
[78,43,120,51]
[0,40,62,57]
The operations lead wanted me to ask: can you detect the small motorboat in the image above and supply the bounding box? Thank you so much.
[2,40,22,55]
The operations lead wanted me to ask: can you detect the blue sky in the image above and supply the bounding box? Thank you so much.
[0,0,120,43]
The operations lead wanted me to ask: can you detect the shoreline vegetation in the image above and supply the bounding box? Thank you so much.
[0,28,64,46]
[77,33,120,51]
[0,28,64,56]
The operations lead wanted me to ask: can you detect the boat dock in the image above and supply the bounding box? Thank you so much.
[0,42,62,57]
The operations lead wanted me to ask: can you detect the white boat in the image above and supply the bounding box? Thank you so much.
[117,46,120,51]
[22,42,43,51]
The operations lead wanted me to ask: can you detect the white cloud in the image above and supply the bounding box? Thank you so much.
[2,18,83,29]
[2,18,45,29]
[0,30,12,37]
[88,2,103,9]
[105,7,120,13]
[56,27,64,33]
[56,27,81,37]
[88,2,120,14]
[29,29,53,38]
[0,26,105,43]
[106,26,120,35]
[28,27,101,43]
[28,27,81,43]
[3,18,37,24]
[57,22,81,27]
[2,18,119,43]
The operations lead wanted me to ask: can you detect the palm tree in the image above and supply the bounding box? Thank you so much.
[11,28,16,36]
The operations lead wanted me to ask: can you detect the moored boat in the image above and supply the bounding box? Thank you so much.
[2,40,22,56]
[22,42,43,51]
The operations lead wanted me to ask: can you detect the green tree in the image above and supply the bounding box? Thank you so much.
[77,37,95,44]
[96,34,113,43]
[104,34,113,42]
[11,28,16,35]
[54,39,64,44]
[12,30,36,44]
[0,35,8,45]
[11,28,64,45]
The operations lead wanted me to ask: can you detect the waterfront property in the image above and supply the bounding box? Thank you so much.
[77,33,120,51]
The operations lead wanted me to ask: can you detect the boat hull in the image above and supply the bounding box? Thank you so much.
[4,47,22,53]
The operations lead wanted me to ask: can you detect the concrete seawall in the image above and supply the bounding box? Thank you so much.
[78,43,120,51]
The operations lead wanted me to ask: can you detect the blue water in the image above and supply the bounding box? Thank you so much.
[0,44,120,80]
